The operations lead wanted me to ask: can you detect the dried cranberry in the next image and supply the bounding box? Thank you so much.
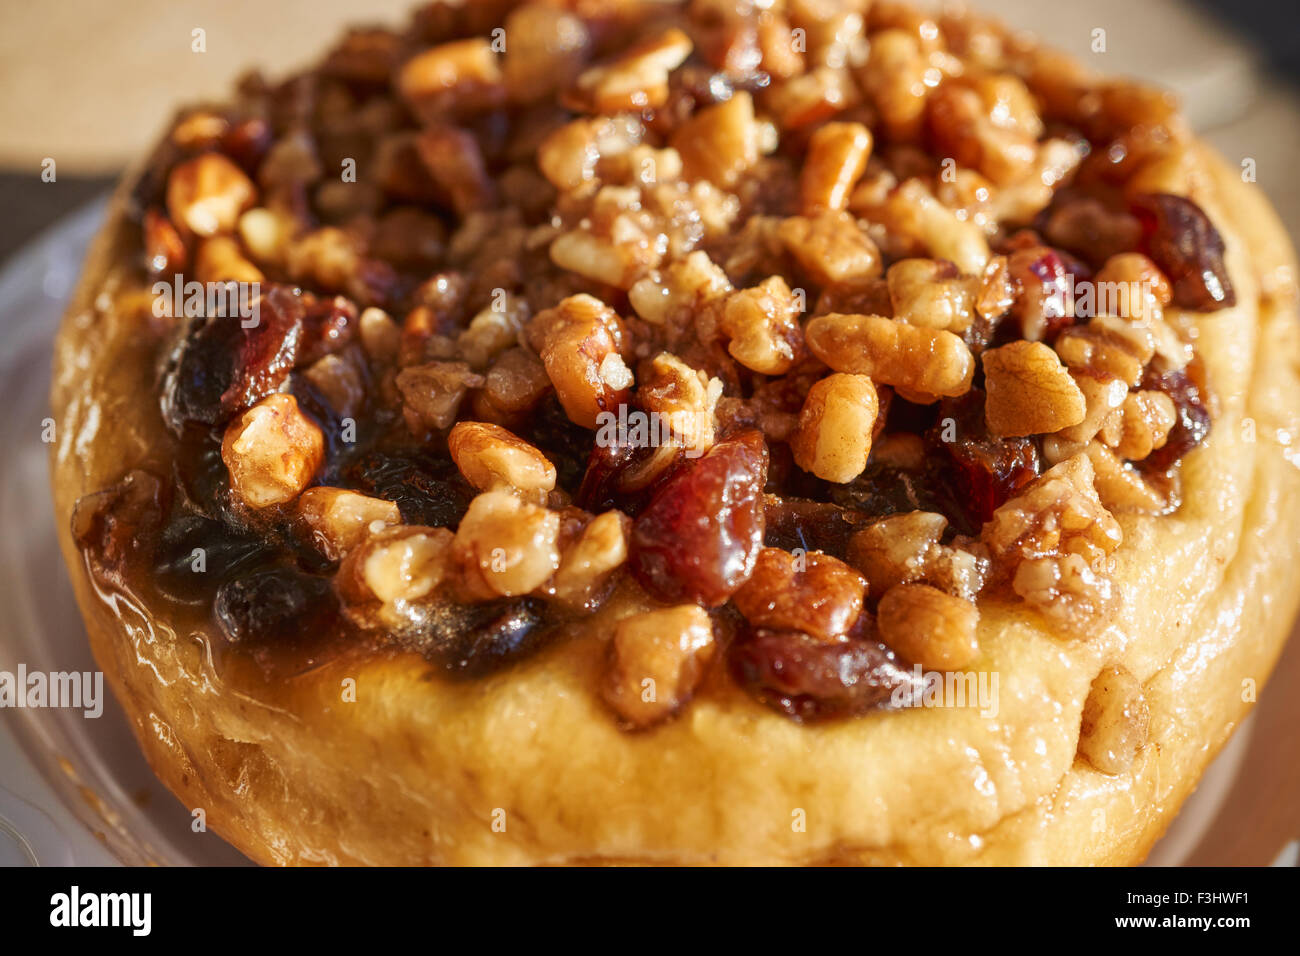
[161,285,304,433]
[1139,366,1212,472]
[404,598,556,678]
[1005,245,1085,341]
[729,627,921,721]
[629,430,768,607]
[1131,193,1236,310]
[929,391,1040,529]
[214,565,337,646]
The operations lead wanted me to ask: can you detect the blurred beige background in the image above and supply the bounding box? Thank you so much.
[0,0,1296,865]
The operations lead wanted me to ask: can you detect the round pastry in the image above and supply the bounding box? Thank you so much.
[50,0,1300,865]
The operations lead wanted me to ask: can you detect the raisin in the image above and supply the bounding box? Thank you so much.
[1139,366,1212,472]
[220,117,274,172]
[213,565,337,646]
[929,391,1040,529]
[763,496,867,559]
[575,435,682,514]
[72,471,166,576]
[161,284,304,433]
[341,446,476,528]
[152,512,268,606]
[629,430,768,607]
[403,598,556,679]
[1131,193,1236,311]
[297,294,359,368]
[729,627,921,721]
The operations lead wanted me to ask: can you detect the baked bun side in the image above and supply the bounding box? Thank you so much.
[51,141,1300,865]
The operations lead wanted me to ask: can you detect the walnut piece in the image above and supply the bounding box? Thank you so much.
[733,548,866,642]
[297,487,401,561]
[790,372,879,483]
[453,490,561,598]
[982,454,1123,632]
[982,340,1087,438]
[448,421,557,503]
[876,583,981,671]
[221,393,324,509]
[805,313,974,402]
[1078,664,1150,774]
[601,604,715,729]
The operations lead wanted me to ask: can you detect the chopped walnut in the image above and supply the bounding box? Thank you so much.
[531,294,633,429]
[763,66,861,129]
[166,153,256,238]
[1054,316,1156,387]
[456,293,530,371]
[1094,252,1173,324]
[805,313,974,402]
[220,393,324,509]
[925,76,1042,186]
[448,421,557,503]
[537,114,643,192]
[601,604,715,729]
[1080,441,1172,514]
[1110,390,1177,460]
[297,487,401,561]
[719,276,805,375]
[672,91,762,188]
[791,372,879,483]
[800,121,873,214]
[502,3,590,104]
[779,210,882,286]
[549,510,630,611]
[982,454,1123,632]
[478,347,553,420]
[886,258,977,332]
[398,38,505,120]
[982,340,1087,438]
[304,350,366,418]
[848,511,990,601]
[193,236,263,285]
[877,583,980,671]
[338,525,454,612]
[883,179,990,275]
[638,353,721,454]
[1078,664,1150,774]
[628,250,732,327]
[857,29,929,141]
[733,548,866,642]
[396,361,484,433]
[569,27,692,113]
[1055,372,1129,445]
[358,306,401,365]
[454,490,561,599]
